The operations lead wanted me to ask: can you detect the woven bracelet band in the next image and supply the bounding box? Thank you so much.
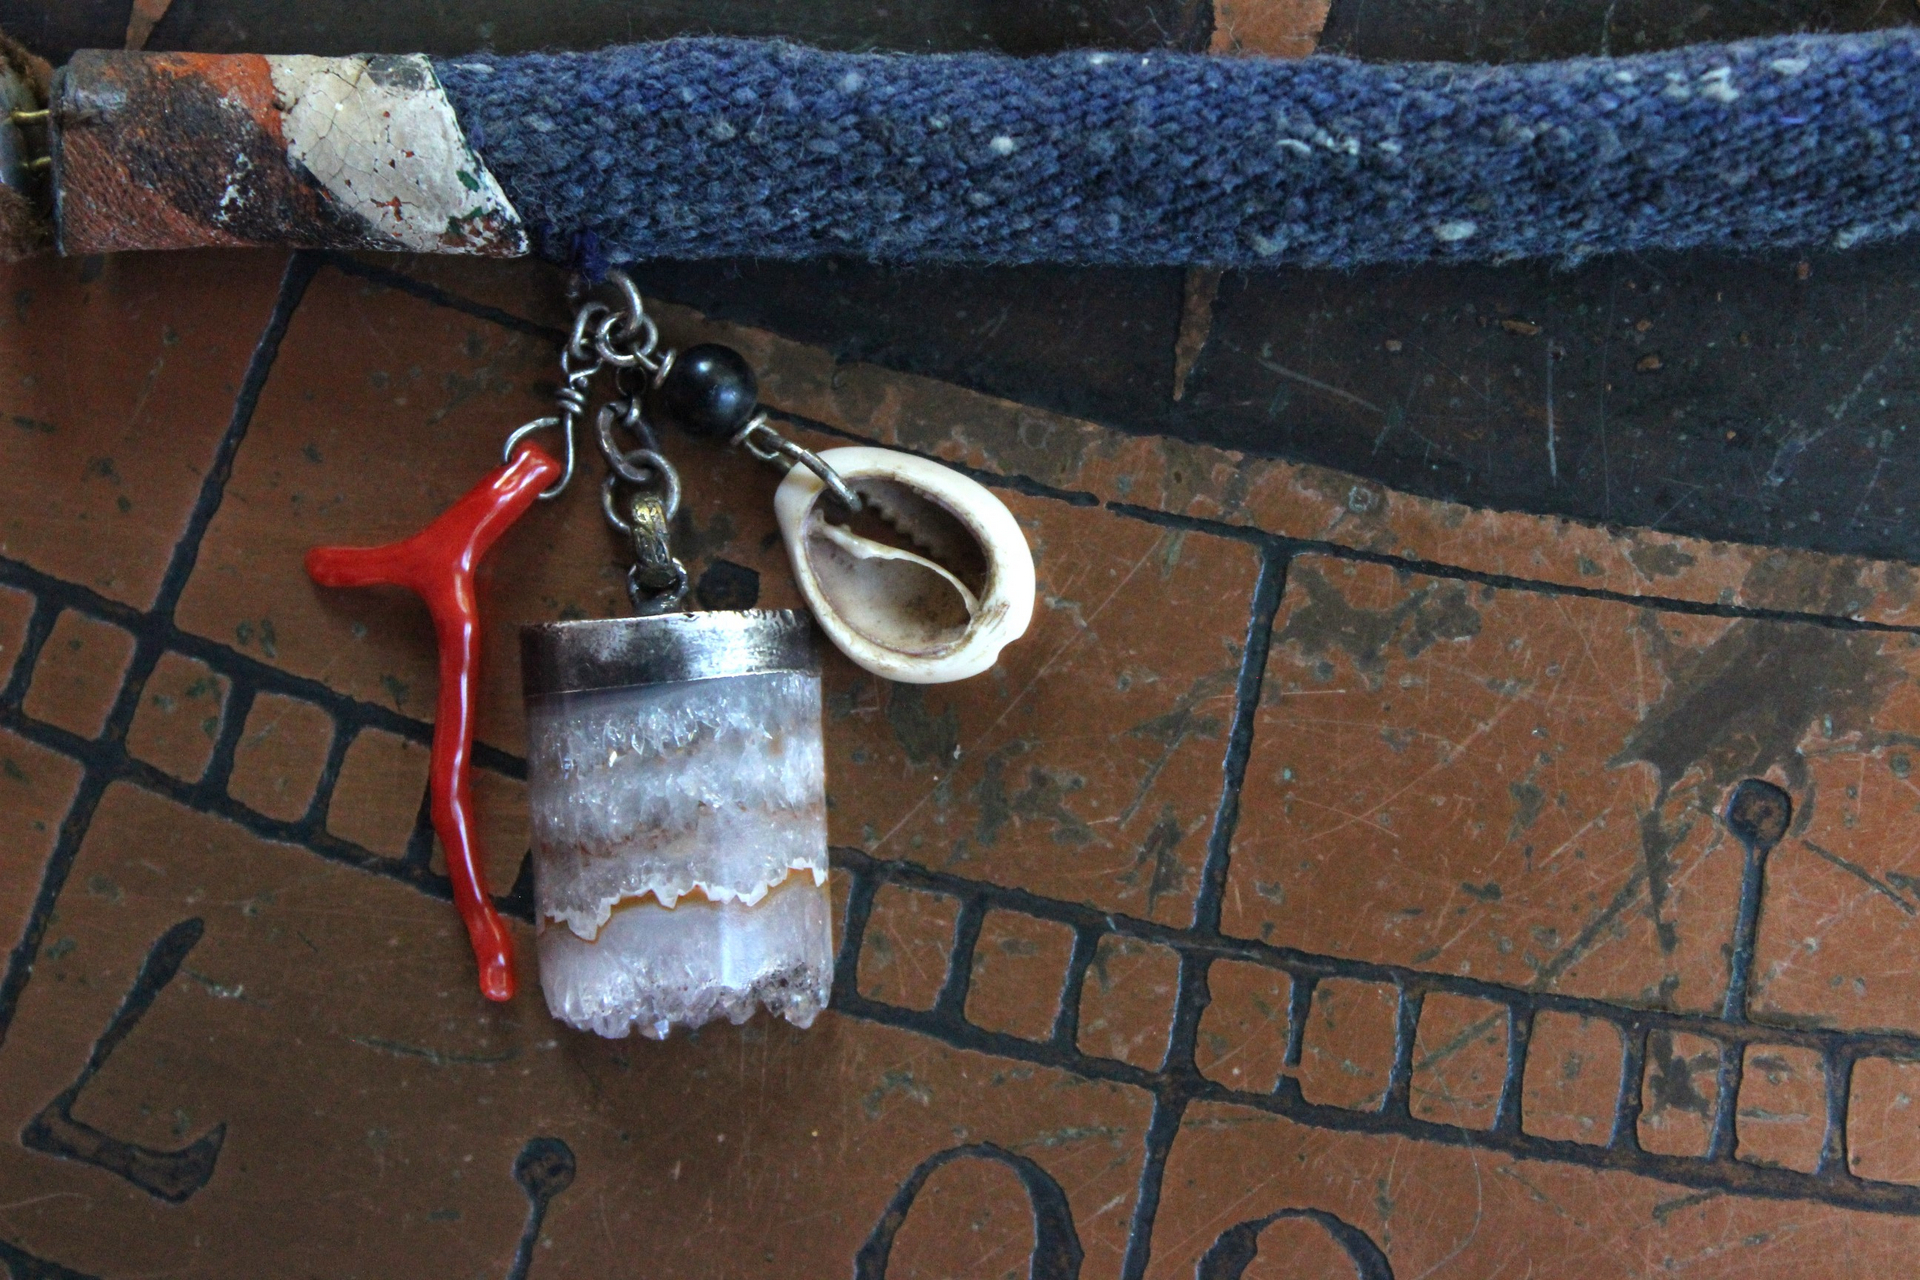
[10,30,1920,269]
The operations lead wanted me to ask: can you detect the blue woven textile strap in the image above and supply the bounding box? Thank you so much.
[435,31,1920,269]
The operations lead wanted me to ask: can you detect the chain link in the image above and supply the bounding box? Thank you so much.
[732,414,863,512]
[579,273,688,613]
[502,332,601,500]
[502,267,861,613]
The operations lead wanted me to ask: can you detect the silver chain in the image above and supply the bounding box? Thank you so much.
[502,268,859,614]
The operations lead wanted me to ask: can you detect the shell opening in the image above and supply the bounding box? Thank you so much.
[804,478,994,655]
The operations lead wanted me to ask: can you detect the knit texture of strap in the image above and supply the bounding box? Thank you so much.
[435,31,1920,269]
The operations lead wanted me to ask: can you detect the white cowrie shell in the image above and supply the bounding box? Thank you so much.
[774,446,1035,684]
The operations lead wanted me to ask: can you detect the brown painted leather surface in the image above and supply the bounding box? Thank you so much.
[53,51,390,255]
[5,0,1920,1265]
[0,230,1918,1278]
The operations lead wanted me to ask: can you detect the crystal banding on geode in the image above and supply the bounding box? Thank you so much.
[522,613,832,1039]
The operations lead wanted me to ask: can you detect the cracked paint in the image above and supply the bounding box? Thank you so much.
[54,51,525,255]
[269,55,524,254]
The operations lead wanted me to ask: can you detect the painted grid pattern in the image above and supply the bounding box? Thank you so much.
[4,251,1920,1278]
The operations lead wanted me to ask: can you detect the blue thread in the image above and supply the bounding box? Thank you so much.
[435,31,1920,268]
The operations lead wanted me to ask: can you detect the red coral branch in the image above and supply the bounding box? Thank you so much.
[306,445,561,1002]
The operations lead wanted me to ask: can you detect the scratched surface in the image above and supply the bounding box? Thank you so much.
[6,1,1920,1277]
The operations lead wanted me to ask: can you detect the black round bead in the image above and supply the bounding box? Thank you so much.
[651,344,759,438]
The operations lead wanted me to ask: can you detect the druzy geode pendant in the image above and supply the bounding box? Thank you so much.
[520,611,832,1039]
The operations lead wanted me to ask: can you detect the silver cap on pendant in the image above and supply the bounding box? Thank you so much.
[520,609,819,698]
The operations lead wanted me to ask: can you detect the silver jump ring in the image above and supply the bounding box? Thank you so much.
[604,268,648,343]
[607,444,678,493]
[503,415,575,500]
[731,415,782,463]
[567,300,612,364]
[619,397,660,451]
[592,310,641,368]
[593,310,662,371]
[596,310,661,371]
[610,368,663,442]
[731,416,862,512]
[567,268,649,344]
[650,347,677,390]
[627,561,689,615]
[595,401,662,467]
[600,458,682,531]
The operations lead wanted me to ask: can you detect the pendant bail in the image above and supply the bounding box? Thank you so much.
[617,491,689,614]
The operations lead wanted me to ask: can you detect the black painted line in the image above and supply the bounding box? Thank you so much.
[2,707,420,887]
[1130,952,1213,1279]
[0,768,111,1053]
[0,592,55,709]
[200,680,256,794]
[322,252,566,343]
[1163,950,1212,1077]
[1190,543,1287,936]
[1132,949,1207,1280]
[498,852,538,924]
[1282,973,1316,1071]
[1804,837,1914,916]
[21,918,226,1203]
[1381,984,1423,1121]
[830,859,882,1007]
[832,846,1920,1069]
[934,892,988,1022]
[1494,1002,1533,1137]
[0,256,321,1056]
[1050,923,1101,1051]
[1723,843,1771,1024]
[506,1135,578,1280]
[1709,1035,1748,1162]
[839,980,1920,1218]
[307,707,356,833]
[1820,1048,1858,1181]
[1175,1067,1920,1218]
[834,840,1920,1213]
[1118,1094,1190,1280]
[839,851,1920,1207]
[1612,1022,1650,1154]
[399,782,439,872]
[0,699,529,922]
[1108,501,1920,636]
[0,553,525,783]
[0,1235,98,1280]
[154,253,320,621]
